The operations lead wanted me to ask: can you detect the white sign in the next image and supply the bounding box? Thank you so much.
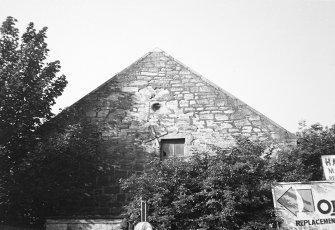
[321,155,335,180]
[272,181,335,230]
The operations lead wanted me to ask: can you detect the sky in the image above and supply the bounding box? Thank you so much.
[1,0,335,133]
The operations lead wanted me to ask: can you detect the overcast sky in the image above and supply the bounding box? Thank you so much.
[1,0,335,133]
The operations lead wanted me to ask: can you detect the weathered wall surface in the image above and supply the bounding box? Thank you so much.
[48,50,296,219]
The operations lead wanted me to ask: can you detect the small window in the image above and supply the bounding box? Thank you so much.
[161,138,185,159]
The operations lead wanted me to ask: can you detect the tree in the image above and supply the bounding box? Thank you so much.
[1,122,108,226]
[0,16,67,153]
[121,138,278,230]
[274,123,335,182]
[0,16,68,225]
[121,124,335,229]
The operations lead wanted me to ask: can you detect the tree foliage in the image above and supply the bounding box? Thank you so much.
[274,123,335,182]
[0,16,67,151]
[121,138,278,230]
[122,124,335,229]
[0,16,75,226]
[0,122,107,226]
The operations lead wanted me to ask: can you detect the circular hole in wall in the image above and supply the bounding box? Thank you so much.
[151,103,161,111]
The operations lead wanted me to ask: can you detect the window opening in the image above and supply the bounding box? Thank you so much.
[161,138,185,159]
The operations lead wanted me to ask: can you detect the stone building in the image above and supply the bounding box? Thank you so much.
[46,49,296,230]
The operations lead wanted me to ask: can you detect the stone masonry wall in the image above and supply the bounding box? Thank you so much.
[51,50,296,218]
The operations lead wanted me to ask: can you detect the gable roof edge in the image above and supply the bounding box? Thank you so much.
[54,49,296,140]
[54,50,154,116]
[159,50,296,140]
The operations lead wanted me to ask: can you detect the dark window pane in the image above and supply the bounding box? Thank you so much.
[162,143,174,158]
[163,139,185,144]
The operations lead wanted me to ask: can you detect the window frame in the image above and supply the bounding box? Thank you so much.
[160,138,185,159]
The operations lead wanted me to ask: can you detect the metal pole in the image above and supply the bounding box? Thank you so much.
[144,200,147,222]
[140,197,143,222]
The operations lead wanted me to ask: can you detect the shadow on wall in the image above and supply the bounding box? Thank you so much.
[41,77,159,219]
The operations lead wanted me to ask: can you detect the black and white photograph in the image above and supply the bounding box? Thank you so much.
[1,1,335,229]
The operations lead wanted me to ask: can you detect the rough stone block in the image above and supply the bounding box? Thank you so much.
[193,120,205,128]
[184,108,194,112]
[242,126,253,132]
[179,70,191,74]
[221,123,233,129]
[183,83,196,87]
[188,78,200,83]
[166,125,179,133]
[121,87,139,93]
[175,94,183,99]
[228,128,240,133]
[251,120,262,127]
[98,110,110,118]
[197,128,214,132]
[206,120,220,128]
[166,100,178,107]
[106,94,119,100]
[86,111,97,117]
[183,74,194,79]
[185,112,194,116]
[141,71,157,76]
[215,99,225,106]
[184,94,194,100]
[179,100,189,107]
[224,109,235,114]
[170,87,184,92]
[234,119,251,127]
[199,94,216,99]
[271,133,282,139]
[215,114,228,121]
[199,114,214,119]
[199,86,212,92]
[190,87,199,92]
[128,80,148,86]
[206,107,220,111]
[197,99,209,104]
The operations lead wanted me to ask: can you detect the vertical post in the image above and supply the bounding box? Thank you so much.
[144,200,147,222]
[141,198,143,222]
[140,198,147,222]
